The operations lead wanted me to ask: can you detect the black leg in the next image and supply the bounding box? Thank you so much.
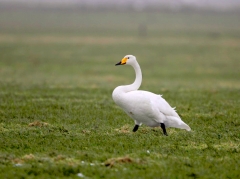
[133,125,139,132]
[160,123,168,136]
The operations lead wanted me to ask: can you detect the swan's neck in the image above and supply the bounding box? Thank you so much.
[123,61,142,92]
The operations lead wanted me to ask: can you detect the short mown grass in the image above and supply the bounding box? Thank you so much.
[0,7,240,179]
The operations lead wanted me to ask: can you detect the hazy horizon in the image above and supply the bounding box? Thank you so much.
[1,0,240,10]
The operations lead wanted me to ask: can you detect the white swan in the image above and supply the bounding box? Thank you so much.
[112,55,191,136]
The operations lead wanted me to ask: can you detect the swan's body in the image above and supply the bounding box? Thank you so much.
[112,55,191,135]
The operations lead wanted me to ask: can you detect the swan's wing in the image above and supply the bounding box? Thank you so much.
[126,90,178,118]
[147,92,180,118]
[127,90,178,119]
[122,91,162,125]
[149,93,191,131]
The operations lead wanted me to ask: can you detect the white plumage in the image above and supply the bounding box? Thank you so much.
[112,55,191,136]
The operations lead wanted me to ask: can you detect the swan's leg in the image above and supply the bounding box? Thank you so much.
[160,123,168,136]
[133,121,141,132]
[132,125,139,132]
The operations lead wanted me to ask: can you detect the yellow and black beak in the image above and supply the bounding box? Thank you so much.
[115,57,128,66]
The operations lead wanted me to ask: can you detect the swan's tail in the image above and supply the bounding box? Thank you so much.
[165,116,191,131]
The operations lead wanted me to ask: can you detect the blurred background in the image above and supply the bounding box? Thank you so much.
[0,0,240,90]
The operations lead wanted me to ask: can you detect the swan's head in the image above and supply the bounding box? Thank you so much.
[115,55,136,66]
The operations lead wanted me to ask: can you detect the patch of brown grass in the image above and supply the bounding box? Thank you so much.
[11,154,36,164]
[105,156,135,167]
[22,154,35,160]
[115,125,131,134]
[28,121,49,127]
[12,158,24,164]
[54,155,66,162]
[82,130,91,134]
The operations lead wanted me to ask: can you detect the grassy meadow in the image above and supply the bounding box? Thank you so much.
[0,6,240,178]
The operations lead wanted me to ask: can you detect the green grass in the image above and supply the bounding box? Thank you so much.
[0,7,240,178]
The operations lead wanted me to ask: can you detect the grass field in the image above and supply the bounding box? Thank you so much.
[0,6,240,178]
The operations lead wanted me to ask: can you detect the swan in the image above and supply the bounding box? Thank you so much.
[112,55,191,136]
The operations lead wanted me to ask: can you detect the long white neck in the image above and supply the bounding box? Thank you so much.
[123,61,142,92]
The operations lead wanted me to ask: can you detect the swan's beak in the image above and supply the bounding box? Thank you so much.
[115,61,122,66]
[115,57,127,66]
